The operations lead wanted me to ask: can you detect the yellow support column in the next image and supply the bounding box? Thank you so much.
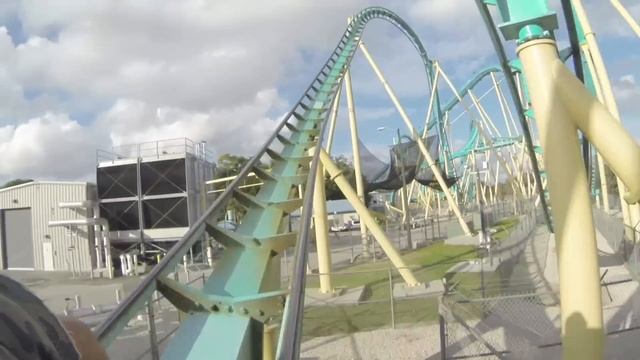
[518,38,603,360]
[582,44,611,212]
[574,0,634,230]
[325,85,342,155]
[263,324,278,360]
[344,68,371,258]
[320,150,419,286]
[610,0,640,38]
[359,42,472,236]
[311,147,333,294]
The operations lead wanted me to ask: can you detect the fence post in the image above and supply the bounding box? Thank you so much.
[424,220,428,245]
[174,271,183,323]
[146,301,160,360]
[388,268,395,329]
[115,288,122,304]
[438,297,447,360]
[183,255,190,282]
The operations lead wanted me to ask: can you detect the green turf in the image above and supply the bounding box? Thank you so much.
[302,241,477,338]
[491,216,520,241]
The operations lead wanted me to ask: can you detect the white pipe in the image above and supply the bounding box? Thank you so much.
[206,246,214,267]
[126,254,133,276]
[119,254,127,277]
[133,254,139,276]
[58,201,95,209]
[55,200,114,279]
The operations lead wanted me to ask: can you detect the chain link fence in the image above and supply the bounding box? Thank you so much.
[440,289,559,359]
[437,204,560,359]
[439,203,640,360]
[301,266,442,340]
[593,207,640,279]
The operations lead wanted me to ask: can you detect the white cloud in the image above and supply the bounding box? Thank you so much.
[0,0,376,182]
[582,0,640,38]
[407,0,493,62]
[614,73,640,122]
[101,89,285,156]
[0,0,639,184]
[0,113,101,180]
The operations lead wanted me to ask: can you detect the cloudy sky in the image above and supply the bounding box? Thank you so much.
[0,0,638,183]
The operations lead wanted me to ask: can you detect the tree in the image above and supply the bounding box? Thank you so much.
[1,179,33,189]
[214,154,265,221]
[216,153,251,178]
[325,155,357,201]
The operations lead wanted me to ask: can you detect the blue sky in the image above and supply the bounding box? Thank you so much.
[0,0,638,183]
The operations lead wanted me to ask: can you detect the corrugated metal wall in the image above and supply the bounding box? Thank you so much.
[0,182,93,271]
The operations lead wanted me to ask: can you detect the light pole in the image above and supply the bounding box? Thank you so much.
[378,127,413,249]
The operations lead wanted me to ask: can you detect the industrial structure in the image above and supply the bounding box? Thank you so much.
[0,181,96,272]
[96,138,214,257]
[0,138,215,278]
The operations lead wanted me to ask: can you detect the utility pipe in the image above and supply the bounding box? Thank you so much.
[119,254,127,277]
[59,201,104,271]
[358,42,472,236]
[48,217,114,279]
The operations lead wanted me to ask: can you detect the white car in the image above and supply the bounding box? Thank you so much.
[345,219,361,231]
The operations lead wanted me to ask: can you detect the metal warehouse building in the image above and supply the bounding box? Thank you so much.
[0,181,96,272]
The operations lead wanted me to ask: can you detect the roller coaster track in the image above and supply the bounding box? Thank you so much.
[83,1,640,358]
[95,7,444,359]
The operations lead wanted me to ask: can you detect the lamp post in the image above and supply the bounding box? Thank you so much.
[378,127,413,249]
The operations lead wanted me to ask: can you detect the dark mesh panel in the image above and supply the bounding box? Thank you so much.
[359,135,447,191]
[100,201,139,230]
[141,159,187,195]
[97,164,138,199]
[143,197,189,229]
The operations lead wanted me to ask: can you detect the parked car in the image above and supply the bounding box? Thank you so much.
[345,219,360,231]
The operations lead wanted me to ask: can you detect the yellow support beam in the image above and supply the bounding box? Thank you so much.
[610,0,640,38]
[311,147,333,293]
[573,0,636,230]
[358,42,472,236]
[320,149,419,286]
[345,67,371,258]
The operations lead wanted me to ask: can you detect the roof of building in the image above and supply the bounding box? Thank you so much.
[0,181,92,193]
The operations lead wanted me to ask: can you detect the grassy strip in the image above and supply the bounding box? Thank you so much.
[303,241,477,337]
[491,216,520,241]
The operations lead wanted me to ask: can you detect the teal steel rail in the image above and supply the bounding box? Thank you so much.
[95,7,442,359]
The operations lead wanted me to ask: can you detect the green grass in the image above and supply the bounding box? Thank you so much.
[491,216,520,241]
[302,241,477,338]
